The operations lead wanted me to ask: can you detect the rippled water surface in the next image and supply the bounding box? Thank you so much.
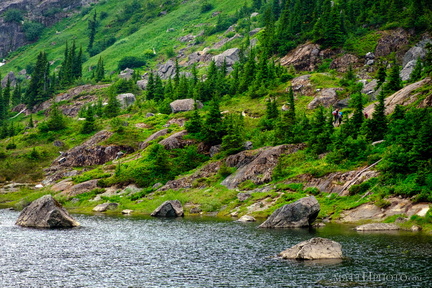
[0,209,431,288]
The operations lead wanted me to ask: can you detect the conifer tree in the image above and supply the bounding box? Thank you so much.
[409,59,423,82]
[185,101,202,134]
[221,113,245,155]
[12,83,21,106]
[377,66,387,87]
[104,93,120,118]
[384,64,402,95]
[80,105,97,134]
[202,98,225,145]
[3,79,11,111]
[87,11,97,52]
[25,51,50,108]
[154,74,164,102]
[146,72,156,100]
[94,56,105,82]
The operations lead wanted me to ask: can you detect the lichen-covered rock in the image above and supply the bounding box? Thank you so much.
[307,88,343,109]
[212,48,241,67]
[139,128,169,150]
[15,195,80,228]
[259,196,320,228]
[151,200,184,217]
[279,237,343,260]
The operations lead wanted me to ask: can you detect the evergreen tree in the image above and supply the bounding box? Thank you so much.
[94,56,105,82]
[409,58,423,82]
[39,103,66,132]
[365,90,387,141]
[348,91,364,139]
[80,105,97,134]
[377,66,387,87]
[3,79,11,112]
[25,51,50,108]
[154,74,164,102]
[384,63,402,94]
[87,11,97,52]
[307,105,333,155]
[11,83,21,106]
[221,113,245,155]
[202,98,225,145]
[146,72,156,100]
[104,93,120,118]
[185,101,202,134]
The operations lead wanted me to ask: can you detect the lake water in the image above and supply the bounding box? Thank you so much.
[0,209,431,288]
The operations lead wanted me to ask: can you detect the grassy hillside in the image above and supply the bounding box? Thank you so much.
[0,0,431,232]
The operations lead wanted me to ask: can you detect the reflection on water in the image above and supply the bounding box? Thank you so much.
[0,209,431,287]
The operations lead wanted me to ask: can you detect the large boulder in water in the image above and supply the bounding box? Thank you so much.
[151,200,184,217]
[15,195,80,228]
[279,237,343,260]
[259,196,320,228]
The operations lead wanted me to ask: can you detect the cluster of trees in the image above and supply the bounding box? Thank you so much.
[256,0,432,55]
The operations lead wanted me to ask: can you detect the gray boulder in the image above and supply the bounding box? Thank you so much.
[279,237,343,260]
[92,203,119,212]
[15,195,80,228]
[137,79,148,90]
[259,196,320,228]
[308,88,342,109]
[118,68,134,80]
[170,98,203,113]
[116,93,136,109]
[151,200,184,217]
[157,59,176,80]
[212,48,241,67]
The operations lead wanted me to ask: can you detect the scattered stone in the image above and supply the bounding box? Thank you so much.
[146,112,155,117]
[139,128,169,150]
[308,88,343,109]
[259,196,320,228]
[122,209,133,215]
[116,93,136,109]
[92,202,119,212]
[159,130,193,150]
[209,145,221,157]
[137,79,148,90]
[15,195,80,228]
[237,192,251,202]
[53,140,64,147]
[249,28,262,36]
[151,200,184,217]
[279,237,343,260]
[152,182,163,190]
[244,141,253,150]
[400,60,417,81]
[355,223,400,231]
[237,215,256,222]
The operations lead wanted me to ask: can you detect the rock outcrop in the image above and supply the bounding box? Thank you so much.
[139,128,170,150]
[159,130,194,150]
[375,28,411,59]
[259,196,320,228]
[307,88,343,109]
[151,200,184,217]
[280,43,337,71]
[355,223,400,231]
[222,144,305,189]
[279,237,343,260]
[330,54,359,72]
[363,77,432,116]
[212,48,241,67]
[339,198,430,223]
[15,195,80,228]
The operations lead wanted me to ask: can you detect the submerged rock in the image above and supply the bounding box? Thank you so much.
[259,196,320,228]
[279,237,343,260]
[151,200,184,217]
[15,195,80,228]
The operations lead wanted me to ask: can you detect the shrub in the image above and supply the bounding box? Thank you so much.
[118,56,146,70]
[6,143,16,150]
[201,2,214,13]
[4,9,24,23]
[22,21,44,41]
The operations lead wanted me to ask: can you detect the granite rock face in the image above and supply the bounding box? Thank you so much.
[15,195,80,228]
[259,196,320,228]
